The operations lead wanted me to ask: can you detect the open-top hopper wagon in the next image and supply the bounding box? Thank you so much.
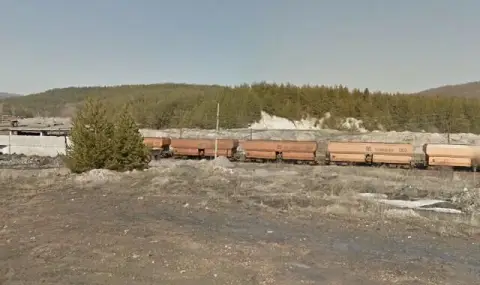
[143,137,172,160]
[239,139,318,164]
[170,138,239,159]
[325,141,414,168]
[423,143,480,171]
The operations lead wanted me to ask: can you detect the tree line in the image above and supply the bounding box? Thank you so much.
[1,82,480,133]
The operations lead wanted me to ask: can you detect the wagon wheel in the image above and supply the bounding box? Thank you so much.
[237,153,246,162]
[324,152,331,165]
[146,154,153,164]
[276,153,283,164]
[409,161,416,169]
[365,154,373,165]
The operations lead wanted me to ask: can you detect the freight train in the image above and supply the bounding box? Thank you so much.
[143,137,480,172]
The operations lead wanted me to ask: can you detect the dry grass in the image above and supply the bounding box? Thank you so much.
[64,159,480,238]
[2,159,479,237]
[1,159,479,284]
[166,160,480,237]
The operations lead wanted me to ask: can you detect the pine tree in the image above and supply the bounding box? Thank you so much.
[107,104,151,171]
[64,97,115,173]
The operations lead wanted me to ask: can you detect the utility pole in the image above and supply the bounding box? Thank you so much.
[214,102,220,158]
[446,117,451,144]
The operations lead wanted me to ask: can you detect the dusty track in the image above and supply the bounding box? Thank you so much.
[0,159,479,284]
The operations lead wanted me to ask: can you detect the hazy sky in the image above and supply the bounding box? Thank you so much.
[1,0,479,94]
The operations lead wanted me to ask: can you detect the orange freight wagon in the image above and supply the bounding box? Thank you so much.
[239,140,318,163]
[369,142,414,165]
[143,137,171,150]
[423,143,480,170]
[326,141,371,164]
[326,141,414,167]
[143,137,172,159]
[170,138,238,158]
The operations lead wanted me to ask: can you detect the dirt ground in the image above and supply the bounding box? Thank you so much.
[0,158,479,284]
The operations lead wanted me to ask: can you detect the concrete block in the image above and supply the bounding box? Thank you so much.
[0,135,67,157]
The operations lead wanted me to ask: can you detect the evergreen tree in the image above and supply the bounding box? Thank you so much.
[64,97,115,173]
[107,104,151,171]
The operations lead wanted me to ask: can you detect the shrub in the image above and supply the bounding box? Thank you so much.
[65,97,150,173]
[106,104,151,171]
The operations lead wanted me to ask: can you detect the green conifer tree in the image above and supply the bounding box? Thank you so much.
[107,104,151,171]
[65,97,115,173]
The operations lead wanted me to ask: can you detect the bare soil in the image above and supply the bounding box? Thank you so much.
[0,158,479,284]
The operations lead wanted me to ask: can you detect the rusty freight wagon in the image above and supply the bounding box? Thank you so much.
[325,141,371,165]
[369,142,414,167]
[170,138,238,159]
[325,141,414,167]
[239,139,318,163]
[143,137,172,159]
[423,143,480,171]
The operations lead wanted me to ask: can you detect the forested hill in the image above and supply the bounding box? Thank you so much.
[1,82,480,134]
[416,81,480,98]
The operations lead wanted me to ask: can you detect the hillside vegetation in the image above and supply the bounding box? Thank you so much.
[416,81,480,98]
[1,82,480,133]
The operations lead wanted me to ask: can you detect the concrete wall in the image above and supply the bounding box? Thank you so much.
[0,135,67,156]
[0,131,172,157]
